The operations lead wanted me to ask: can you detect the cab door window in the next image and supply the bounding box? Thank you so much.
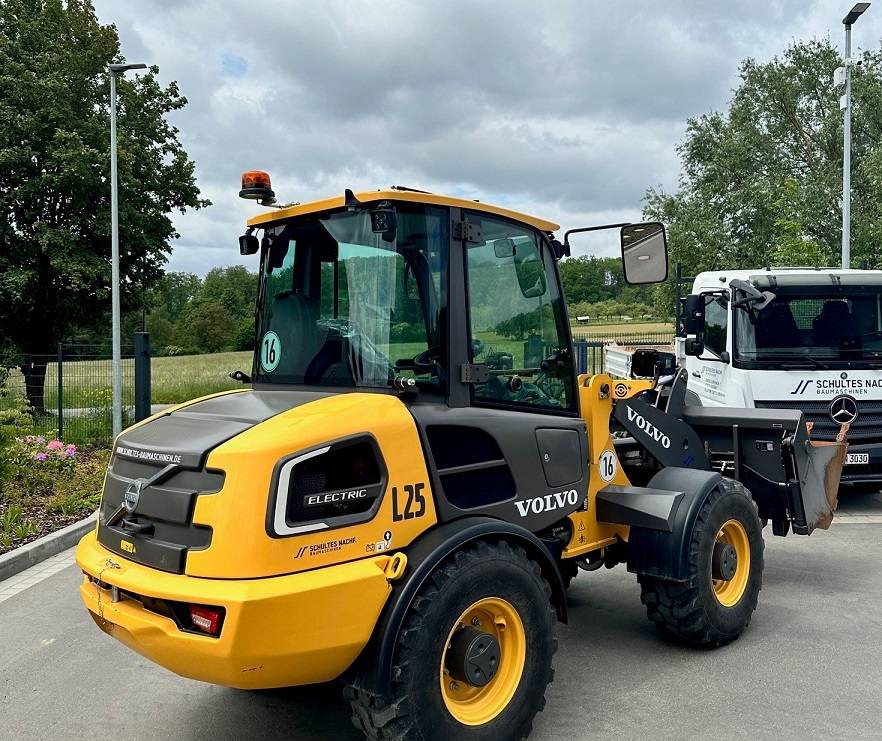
[464,214,574,411]
[703,295,729,357]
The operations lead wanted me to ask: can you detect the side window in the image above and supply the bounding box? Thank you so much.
[465,215,574,411]
[703,296,728,357]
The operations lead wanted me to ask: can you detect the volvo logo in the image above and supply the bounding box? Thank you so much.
[829,395,859,425]
[123,479,144,513]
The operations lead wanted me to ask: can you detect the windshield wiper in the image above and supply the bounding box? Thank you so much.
[758,355,830,370]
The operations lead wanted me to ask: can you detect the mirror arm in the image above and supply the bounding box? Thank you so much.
[563,222,631,252]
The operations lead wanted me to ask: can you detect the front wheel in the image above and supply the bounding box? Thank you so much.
[346,540,557,741]
[639,478,764,647]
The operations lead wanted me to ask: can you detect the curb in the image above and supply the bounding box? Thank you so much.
[0,512,96,583]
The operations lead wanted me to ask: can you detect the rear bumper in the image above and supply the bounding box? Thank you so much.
[76,531,393,689]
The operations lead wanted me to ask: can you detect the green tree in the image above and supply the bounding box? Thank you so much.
[559,255,662,317]
[199,266,257,316]
[179,301,238,354]
[0,0,207,412]
[645,38,882,308]
[145,271,200,350]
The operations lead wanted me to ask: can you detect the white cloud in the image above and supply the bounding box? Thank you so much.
[92,0,873,273]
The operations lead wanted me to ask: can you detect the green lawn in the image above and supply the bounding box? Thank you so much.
[2,320,673,415]
[570,320,673,340]
[150,351,250,403]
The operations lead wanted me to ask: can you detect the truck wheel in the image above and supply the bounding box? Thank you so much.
[638,478,763,647]
[346,540,556,741]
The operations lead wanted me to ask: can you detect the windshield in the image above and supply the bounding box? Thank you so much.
[254,205,447,389]
[734,285,882,367]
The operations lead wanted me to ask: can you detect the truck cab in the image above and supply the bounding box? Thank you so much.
[680,267,882,490]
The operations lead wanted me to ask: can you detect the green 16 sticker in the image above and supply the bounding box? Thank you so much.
[261,331,281,372]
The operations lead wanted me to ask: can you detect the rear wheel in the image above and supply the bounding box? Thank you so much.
[346,540,556,741]
[639,478,764,647]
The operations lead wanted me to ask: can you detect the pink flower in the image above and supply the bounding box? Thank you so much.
[64,449,76,458]
[47,440,63,450]
[34,452,48,461]
[66,443,77,453]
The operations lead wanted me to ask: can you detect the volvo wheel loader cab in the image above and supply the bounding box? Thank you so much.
[76,178,847,741]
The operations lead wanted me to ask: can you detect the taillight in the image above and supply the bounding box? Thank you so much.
[189,604,223,636]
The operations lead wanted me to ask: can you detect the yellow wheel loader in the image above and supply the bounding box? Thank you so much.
[76,176,847,741]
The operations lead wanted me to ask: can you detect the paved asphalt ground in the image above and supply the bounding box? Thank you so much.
[2,494,882,741]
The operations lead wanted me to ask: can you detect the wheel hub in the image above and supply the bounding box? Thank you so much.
[712,541,738,581]
[445,626,501,688]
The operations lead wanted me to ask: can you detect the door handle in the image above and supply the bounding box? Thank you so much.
[691,371,702,379]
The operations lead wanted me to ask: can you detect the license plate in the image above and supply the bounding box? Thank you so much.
[846,452,870,465]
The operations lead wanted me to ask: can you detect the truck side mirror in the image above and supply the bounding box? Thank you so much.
[683,294,705,335]
[620,222,669,284]
[683,294,706,357]
[685,338,705,357]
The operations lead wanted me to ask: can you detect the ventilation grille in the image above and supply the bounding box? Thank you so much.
[286,439,383,523]
[426,425,515,509]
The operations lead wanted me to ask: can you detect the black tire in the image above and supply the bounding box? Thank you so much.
[638,477,764,647]
[345,540,557,741]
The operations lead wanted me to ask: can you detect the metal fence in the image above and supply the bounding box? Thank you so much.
[1,344,135,446]
[572,331,674,375]
[0,330,675,447]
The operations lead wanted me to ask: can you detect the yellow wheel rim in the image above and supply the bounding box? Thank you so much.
[440,597,526,726]
[712,519,750,607]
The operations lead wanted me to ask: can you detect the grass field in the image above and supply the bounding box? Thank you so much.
[2,321,674,413]
[150,351,250,403]
[570,320,673,340]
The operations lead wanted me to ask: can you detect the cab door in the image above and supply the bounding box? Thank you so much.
[410,211,588,532]
[686,292,732,406]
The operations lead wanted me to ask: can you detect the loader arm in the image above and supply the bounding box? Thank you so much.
[613,371,847,535]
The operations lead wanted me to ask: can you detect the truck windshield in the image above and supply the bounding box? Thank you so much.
[734,285,882,367]
[253,205,447,390]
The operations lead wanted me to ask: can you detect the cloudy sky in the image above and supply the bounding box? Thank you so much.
[92,0,881,274]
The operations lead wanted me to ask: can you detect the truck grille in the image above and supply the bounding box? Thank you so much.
[755,399,882,442]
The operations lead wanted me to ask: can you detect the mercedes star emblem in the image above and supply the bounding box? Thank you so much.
[829,395,859,425]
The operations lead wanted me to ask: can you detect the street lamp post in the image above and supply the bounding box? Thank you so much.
[841,3,870,269]
[108,62,146,437]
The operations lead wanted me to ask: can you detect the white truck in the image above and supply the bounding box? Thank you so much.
[677,266,882,492]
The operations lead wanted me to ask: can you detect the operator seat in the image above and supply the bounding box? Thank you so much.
[814,301,857,347]
[756,303,801,348]
[267,291,323,378]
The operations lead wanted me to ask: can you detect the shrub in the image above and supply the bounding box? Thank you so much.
[0,367,33,485]
[0,435,107,552]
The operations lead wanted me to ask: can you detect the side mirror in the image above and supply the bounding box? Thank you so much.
[685,338,705,357]
[683,294,706,358]
[620,222,669,284]
[493,238,516,259]
[683,294,706,335]
[239,231,259,255]
[514,249,547,298]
